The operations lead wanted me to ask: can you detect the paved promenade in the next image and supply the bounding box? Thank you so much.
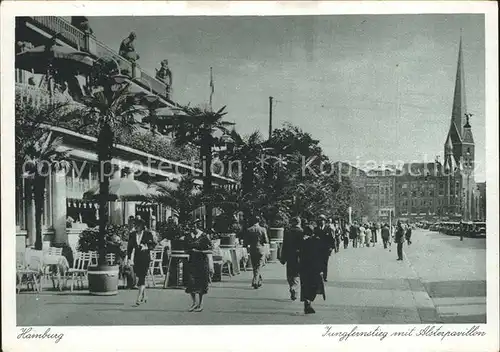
[16,229,485,326]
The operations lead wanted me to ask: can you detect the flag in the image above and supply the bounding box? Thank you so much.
[209,67,214,109]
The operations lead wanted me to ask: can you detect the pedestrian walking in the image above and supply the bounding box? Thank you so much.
[359,224,366,248]
[314,215,335,282]
[365,225,373,247]
[381,223,390,249]
[185,220,213,312]
[245,216,269,289]
[395,221,405,261]
[372,223,379,244]
[405,223,412,245]
[333,219,342,253]
[327,218,336,252]
[299,224,326,314]
[459,220,464,241]
[280,217,303,301]
[127,218,156,306]
[343,223,350,249]
[350,222,359,248]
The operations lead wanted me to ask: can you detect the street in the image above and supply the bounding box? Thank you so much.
[404,229,486,324]
[17,229,486,326]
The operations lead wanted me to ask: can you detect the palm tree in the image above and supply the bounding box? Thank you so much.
[78,74,147,264]
[152,105,234,229]
[217,129,269,223]
[22,131,69,249]
[152,175,203,226]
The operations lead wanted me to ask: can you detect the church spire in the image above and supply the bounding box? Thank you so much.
[450,32,467,139]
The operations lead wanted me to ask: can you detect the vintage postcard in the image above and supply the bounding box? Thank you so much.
[1,1,498,351]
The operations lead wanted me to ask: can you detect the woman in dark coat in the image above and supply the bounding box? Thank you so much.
[185,220,213,312]
[299,224,326,314]
[127,218,156,306]
[280,217,303,301]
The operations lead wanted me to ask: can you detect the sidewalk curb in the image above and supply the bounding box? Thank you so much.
[403,250,442,324]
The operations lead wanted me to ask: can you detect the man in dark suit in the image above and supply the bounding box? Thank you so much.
[395,221,405,261]
[314,215,335,282]
[245,216,269,289]
[280,217,303,300]
[381,223,390,249]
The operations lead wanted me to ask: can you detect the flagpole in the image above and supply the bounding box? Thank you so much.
[209,67,214,111]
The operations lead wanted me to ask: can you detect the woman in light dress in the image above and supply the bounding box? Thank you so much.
[365,225,373,247]
[358,224,366,248]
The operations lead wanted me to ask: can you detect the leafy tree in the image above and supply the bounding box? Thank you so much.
[152,175,203,226]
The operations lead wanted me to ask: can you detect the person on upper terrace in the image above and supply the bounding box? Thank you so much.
[119,32,140,63]
[71,16,94,35]
[156,59,173,97]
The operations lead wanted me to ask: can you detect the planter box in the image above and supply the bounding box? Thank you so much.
[88,264,119,296]
[268,227,284,241]
[220,233,237,246]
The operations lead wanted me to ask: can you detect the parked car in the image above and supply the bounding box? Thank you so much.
[472,222,486,237]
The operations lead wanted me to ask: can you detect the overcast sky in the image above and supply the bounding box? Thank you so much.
[83,14,485,180]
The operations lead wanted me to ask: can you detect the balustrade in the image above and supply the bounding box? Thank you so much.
[28,16,173,103]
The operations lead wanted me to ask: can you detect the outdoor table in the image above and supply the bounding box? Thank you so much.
[163,251,189,289]
[27,250,69,290]
[204,250,214,276]
[218,245,248,275]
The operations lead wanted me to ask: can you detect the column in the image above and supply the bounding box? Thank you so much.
[25,179,36,247]
[109,168,123,225]
[124,170,136,221]
[52,168,68,244]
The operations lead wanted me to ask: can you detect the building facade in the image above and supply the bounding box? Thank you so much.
[15,16,236,253]
[339,36,480,223]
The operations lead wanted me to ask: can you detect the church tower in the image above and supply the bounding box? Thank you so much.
[443,33,475,220]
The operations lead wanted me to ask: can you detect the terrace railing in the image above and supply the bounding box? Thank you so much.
[27,16,176,106]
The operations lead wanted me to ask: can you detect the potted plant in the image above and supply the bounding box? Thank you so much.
[156,220,186,251]
[267,209,289,241]
[213,213,241,246]
[77,224,128,294]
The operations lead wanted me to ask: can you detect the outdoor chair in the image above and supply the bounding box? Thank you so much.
[89,251,98,267]
[212,248,232,282]
[16,255,43,293]
[64,252,92,291]
[147,249,165,287]
[105,253,116,266]
[45,246,63,256]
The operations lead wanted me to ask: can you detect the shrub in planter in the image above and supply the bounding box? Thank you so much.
[270,210,289,228]
[214,213,242,246]
[267,210,289,241]
[77,224,128,262]
[78,225,129,296]
[156,221,187,250]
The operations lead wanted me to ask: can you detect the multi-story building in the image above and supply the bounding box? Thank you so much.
[337,35,480,223]
[365,168,396,222]
[14,16,236,253]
